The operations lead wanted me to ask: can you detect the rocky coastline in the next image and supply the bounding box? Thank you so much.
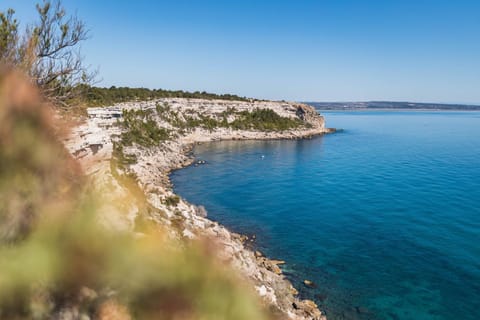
[65,98,334,319]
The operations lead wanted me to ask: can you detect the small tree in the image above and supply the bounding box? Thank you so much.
[0,9,19,64]
[0,1,96,108]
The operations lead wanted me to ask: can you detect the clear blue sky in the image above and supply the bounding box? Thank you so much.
[2,0,480,103]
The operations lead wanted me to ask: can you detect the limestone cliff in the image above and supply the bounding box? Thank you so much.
[65,98,332,320]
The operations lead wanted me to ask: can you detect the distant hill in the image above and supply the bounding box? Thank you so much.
[306,101,480,111]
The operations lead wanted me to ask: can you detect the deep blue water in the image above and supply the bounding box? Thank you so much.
[170,111,480,320]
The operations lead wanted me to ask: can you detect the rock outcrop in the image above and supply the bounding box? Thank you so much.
[65,98,332,320]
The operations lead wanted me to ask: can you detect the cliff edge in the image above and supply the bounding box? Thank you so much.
[65,98,333,319]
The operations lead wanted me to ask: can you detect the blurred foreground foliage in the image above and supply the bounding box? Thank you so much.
[0,69,269,319]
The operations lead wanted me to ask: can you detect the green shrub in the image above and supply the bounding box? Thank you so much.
[170,108,301,132]
[85,86,252,107]
[231,108,302,131]
[120,109,170,147]
[163,195,180,207]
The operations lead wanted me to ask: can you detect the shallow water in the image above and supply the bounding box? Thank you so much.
[170,111,480,320]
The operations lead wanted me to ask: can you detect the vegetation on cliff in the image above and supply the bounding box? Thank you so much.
[230,108,303,131]
[0,69,271,320]
[85,86,251,106]
[153,102,303,133]
[109,102,304,172]
[120,109,171,147]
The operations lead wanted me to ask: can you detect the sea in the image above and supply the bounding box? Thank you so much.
[170,110,480,320]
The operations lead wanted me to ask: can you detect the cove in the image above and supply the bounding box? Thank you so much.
[170,111,480,320]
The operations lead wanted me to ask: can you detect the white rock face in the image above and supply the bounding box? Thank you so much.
[66,98,330,320]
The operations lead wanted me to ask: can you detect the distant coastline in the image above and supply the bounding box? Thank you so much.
[305,101,480,111]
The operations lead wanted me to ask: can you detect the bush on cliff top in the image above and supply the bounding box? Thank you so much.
[153,102,303,133]
[119,109,170,147]
[85,86,252,107]
[231,108,302,131]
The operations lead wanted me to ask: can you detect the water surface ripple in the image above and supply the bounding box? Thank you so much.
[171,111,480,320]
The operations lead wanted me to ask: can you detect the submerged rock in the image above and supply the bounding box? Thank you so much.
[304,279,316,288]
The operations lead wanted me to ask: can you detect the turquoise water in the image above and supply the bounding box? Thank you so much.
[170,111,480,320]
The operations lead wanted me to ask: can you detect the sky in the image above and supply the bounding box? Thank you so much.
[2,0,480,103]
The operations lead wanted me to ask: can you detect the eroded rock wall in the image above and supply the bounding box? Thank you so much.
[65,98,331,320]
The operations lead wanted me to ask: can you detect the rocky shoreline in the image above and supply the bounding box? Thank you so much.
[65,98,333,319]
